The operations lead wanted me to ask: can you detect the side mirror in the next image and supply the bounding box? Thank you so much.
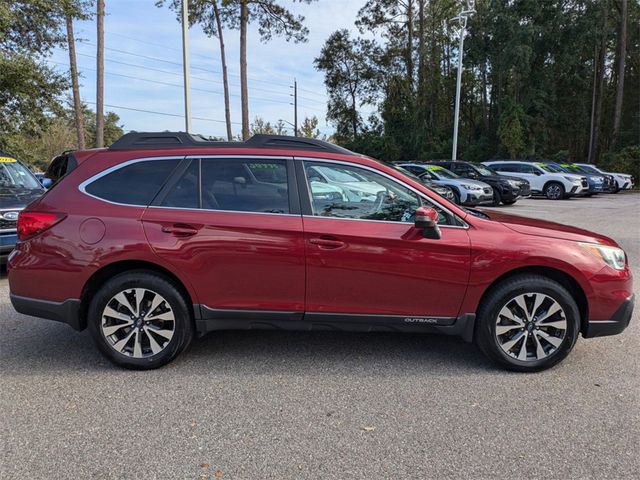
[42,178,53,188]
[414,206,441,239]
[467,171,478,178]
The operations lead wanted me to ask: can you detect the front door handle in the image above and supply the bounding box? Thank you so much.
[161,224,199,237]
[309,237,345,249]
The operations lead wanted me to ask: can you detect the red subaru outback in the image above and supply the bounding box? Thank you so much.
[8,133,634,371]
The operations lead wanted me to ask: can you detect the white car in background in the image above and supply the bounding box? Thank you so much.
[306,164,384,201]
[398,163,494,206]
[574,163,635,192]
[483,161,588,200]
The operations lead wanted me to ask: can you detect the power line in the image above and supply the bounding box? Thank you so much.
[82,100,241,125]
[47,59,327,115]
[75,52,326,104]
[103,29,328,97]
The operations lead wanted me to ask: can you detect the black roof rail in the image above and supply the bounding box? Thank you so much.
[108,132,355,155]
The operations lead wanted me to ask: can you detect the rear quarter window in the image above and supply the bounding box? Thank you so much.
[84,159,180,206]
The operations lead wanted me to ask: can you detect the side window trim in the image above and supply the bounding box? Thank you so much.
[78,156,185,207]
[150,157,197,207]
[294,157,466,228]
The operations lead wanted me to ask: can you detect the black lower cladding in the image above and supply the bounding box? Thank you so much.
[583,294,634,338]
[10,294,476,342]
[195,305,476,342]
[10,294,82,330]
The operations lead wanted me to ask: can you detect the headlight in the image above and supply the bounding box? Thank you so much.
[460,183,482,190]
[563,176,579,182]
[506,179,520,187]
[579,243,626,270]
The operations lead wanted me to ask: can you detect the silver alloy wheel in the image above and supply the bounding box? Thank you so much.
[495,293,567,361]
[101,288,175,358]
[546,184,562,199]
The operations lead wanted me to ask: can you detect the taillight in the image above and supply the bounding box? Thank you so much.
[17,212,66,241]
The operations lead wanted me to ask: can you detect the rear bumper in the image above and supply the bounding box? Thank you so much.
[583,294,634,338]
[10,294,83,331]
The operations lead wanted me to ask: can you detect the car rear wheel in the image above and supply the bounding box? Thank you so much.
[490,187,502,206]
[544,182,565,200]
[502,199,517,205]
[87,270,194,369]
[451,189,461,205]
[475,275,580,372]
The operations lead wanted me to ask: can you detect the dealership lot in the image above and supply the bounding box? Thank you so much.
[1,193,638,479]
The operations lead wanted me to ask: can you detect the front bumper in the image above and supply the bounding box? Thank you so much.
[10,294,83,331]
[0,232,17,262]
[583,294,634,338]
[462,189,494,206]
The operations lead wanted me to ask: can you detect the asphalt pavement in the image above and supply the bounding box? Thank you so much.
[1,193,639,479]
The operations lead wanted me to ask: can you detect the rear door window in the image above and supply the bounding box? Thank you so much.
[84,159,180,206]
[200,158,290,214]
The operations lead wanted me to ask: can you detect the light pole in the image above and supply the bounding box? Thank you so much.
[450,0,475,161]
[181,0,192,133]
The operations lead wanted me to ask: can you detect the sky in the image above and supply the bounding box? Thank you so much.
[48,0,369,138]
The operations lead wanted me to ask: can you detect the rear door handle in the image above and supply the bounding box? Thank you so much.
[309,237,345,249]
[161,224,199,237]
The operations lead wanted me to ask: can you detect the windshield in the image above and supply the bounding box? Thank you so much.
[426,165,459,179]
[579,164,600,174]
[314,165,367,183]
[390,165,424,183]
[560,164,583,173]
[472,164,496,176]
[0,158,42,190]
[536,163,563,173]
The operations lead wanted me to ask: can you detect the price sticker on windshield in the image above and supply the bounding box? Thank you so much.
[0,157,17,163]
[426,165,443,171]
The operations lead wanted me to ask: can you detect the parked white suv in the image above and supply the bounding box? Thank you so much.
[573,163,635,192]
[483,161,587,200]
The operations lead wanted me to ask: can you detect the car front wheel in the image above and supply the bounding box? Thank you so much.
[475,275,580,372]
[544,182,565,200]
[87,270,194,369]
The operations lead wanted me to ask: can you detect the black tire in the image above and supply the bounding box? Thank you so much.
[613,181,621,193]
[502,199,517,205]
[87,270,194,370]
[475,275,580,372]
[451,189,461,205]
[544,181,565,200]
[490,187,502,206]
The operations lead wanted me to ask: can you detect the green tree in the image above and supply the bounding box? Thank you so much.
[0,2,69,147]
[497,102,525,159]
[315,30,381,141]
[299,116,321,138]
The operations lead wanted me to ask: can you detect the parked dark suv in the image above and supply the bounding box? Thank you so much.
[0,151,46,262]
[429,161,530,206]
[8,133,634,371]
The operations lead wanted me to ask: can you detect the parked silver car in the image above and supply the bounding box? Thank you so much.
[398,163,494,206]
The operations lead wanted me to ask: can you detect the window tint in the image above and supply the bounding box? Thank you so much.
[304,161,454,225]
[161,161,199,209]
[494,163,521,173]
[201,158,289,214]
[85,159,179,205]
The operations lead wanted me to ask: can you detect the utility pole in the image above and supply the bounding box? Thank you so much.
[290,79,298,136]
[181,0,192,133]
[450,0,475,161]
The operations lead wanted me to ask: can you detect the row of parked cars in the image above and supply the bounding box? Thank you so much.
[398,160,635,206]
